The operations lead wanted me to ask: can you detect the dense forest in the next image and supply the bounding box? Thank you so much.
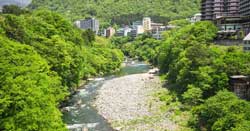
[29,0,200,26]
[0,6,123,130]
[112,22,250,131]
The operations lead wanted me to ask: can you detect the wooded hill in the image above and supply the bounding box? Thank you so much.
[29,0,201,26]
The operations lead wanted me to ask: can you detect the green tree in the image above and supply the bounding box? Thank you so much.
[182,85,203,106]
[168,19,190,27]
[194,91,250,131]
[82,29,96,46]
[0,36,67,131]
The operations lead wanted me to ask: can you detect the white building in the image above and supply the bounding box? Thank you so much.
[136,25,144,34]
[243,33,250,51]
[152,26,167,40]
[190,13,202,23]
[130,25,144,38]
[116,27,132,37]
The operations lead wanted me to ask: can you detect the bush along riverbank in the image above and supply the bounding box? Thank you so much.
[0,8,123,131]
[111,21,250,131]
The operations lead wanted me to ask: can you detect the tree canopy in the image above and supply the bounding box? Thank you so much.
[0,36,67,131]
[0,8,124,130]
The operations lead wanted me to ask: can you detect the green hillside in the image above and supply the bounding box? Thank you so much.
[29,0,201,25]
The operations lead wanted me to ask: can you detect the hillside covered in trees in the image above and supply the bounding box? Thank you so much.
[29,0,200,25]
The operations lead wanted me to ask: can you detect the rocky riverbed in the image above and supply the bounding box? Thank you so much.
[93,70,179,131]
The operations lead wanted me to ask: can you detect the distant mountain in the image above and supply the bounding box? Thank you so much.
[0,0,32,8]
[30,0,201,25]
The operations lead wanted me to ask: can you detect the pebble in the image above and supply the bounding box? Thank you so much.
[94,73,159,121]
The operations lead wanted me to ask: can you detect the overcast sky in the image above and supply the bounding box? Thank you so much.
[0,0,32,7]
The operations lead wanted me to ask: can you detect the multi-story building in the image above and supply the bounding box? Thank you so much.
[143,17,152,31]
[201,0,241,36]
[240,0,250,35]
[201,0,250,39]
[201,0,240,20]
[151,23,165,39]
[240,0,250,16]
[152,26,168,40]
[74,18,99,34]
[201,0,215,20]
[151,23,164,30]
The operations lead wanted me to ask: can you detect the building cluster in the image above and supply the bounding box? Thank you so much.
[74,17,176,39]
[115,17,175,39]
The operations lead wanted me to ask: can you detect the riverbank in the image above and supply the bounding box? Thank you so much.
[93,70,179,131]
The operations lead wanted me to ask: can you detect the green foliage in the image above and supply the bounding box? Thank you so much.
[168,19,190,27]
[0,36,67,131]
[112,20,250,131]
[158,22,223,97]
[82,29,96,46]
[182,85,203,106]
[0,9,124,130]
[0,11,84,88]
[0,9,123,89]
[158,21,217,73]
[193,91,250,131]
[30,0,201,25]
[112,35,161,65]
[156,21,250,130]
[84,47,124,76]
[154,89,181,113]
[0,15,29,43]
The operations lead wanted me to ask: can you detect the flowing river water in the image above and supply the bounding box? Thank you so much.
[62,60,151,131]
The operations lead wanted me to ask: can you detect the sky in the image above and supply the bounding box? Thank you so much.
[0,0,32,8]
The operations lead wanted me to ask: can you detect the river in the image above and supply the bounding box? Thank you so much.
[62,60,151,131]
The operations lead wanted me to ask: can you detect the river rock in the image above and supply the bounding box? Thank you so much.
[94,73,159,121]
